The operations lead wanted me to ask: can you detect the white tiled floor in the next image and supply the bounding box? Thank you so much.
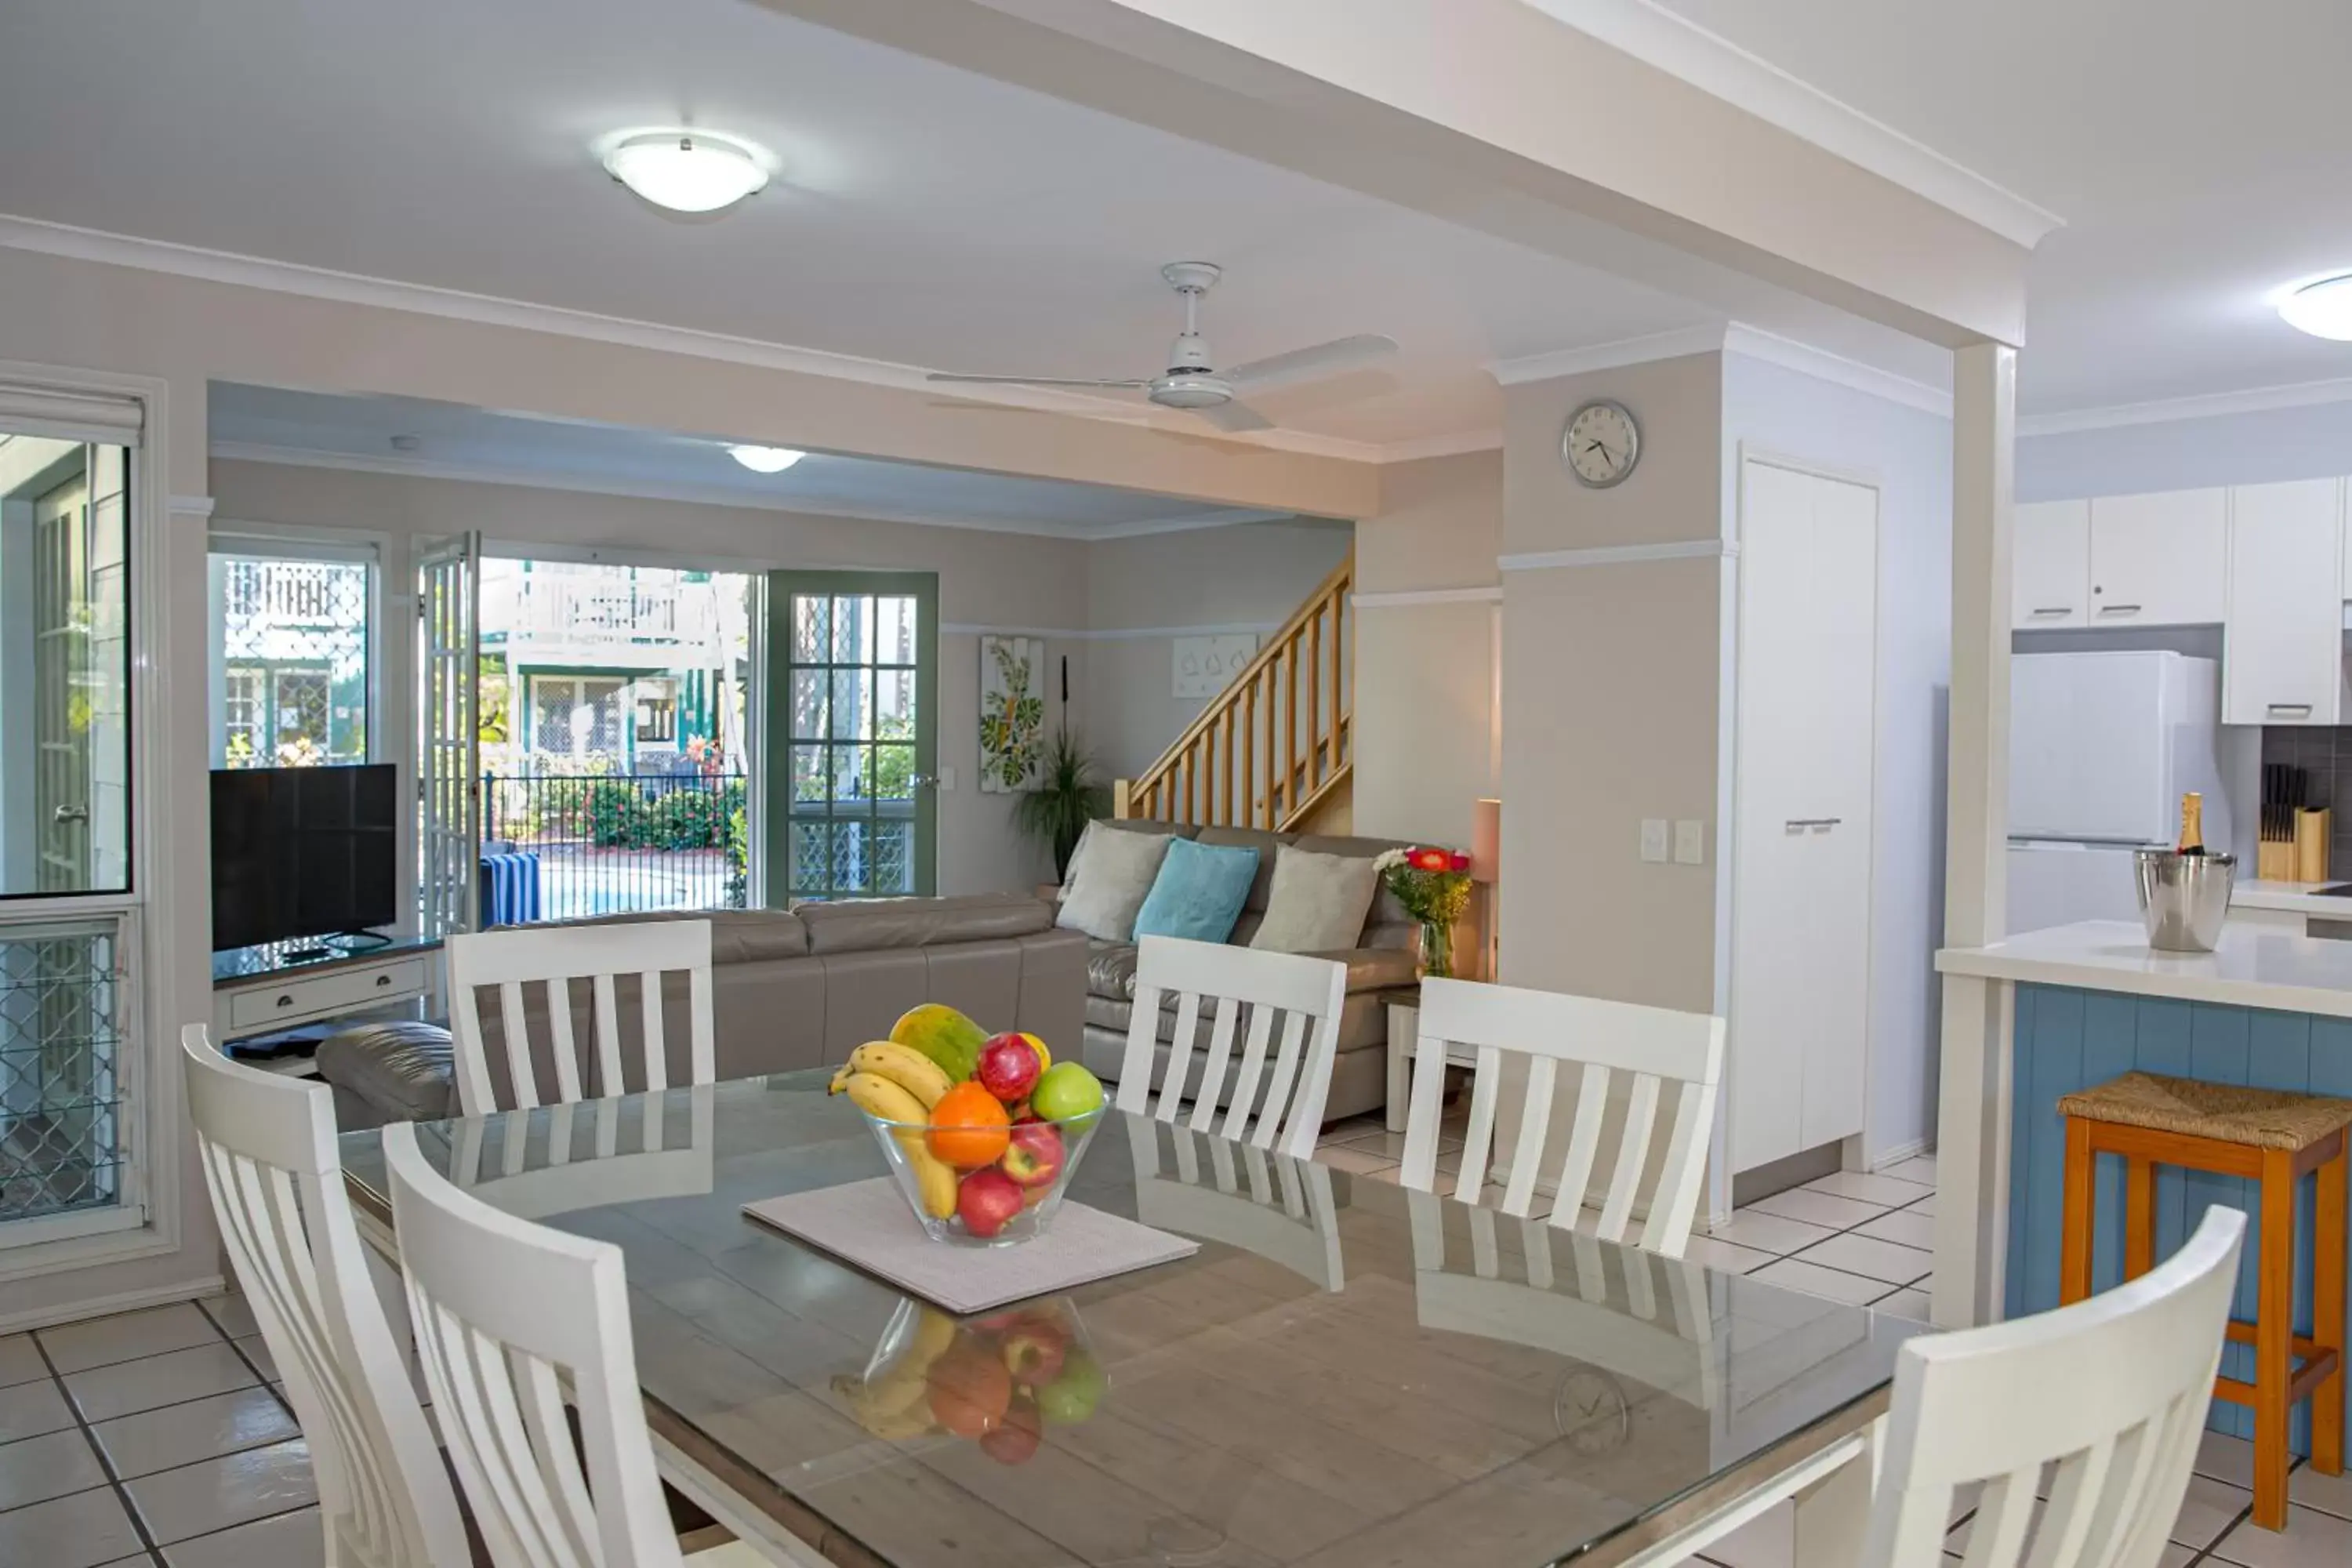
[1309,1123,2352,1566]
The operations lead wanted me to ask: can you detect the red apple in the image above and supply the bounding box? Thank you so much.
[976,1032,1044,1104]
[1000,1321,1069,1387]
[998,1119,1065,1189]
[957,1167,1025,1239]
[978,1396,1043,1465]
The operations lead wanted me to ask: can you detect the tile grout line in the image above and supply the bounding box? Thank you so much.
[26,1330,167,1566]
[194,1298,297,1423]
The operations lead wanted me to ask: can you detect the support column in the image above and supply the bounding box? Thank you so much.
[1932,342,2017,1328]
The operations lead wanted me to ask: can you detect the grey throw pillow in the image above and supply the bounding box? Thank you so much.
[1249,845,1379,953]
[1054,823,1174,943]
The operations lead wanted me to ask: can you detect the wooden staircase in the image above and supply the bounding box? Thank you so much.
[1113,554,1352,833]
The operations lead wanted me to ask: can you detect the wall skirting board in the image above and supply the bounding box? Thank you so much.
[0,1274,227,1337]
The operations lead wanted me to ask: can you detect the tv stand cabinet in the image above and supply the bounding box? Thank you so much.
[211,935,443,1054]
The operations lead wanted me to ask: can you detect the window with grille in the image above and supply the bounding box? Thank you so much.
[531,675,628,760]
[209,551,372,768]
[0,921,128,1230]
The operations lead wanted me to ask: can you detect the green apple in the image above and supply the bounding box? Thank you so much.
[1030,1062,1105,1122]
[1034,1347,1108,1425]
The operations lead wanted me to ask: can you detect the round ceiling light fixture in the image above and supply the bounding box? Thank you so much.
[728,445,804,474]
[602,130,770,213]
[2279,273,2352,341]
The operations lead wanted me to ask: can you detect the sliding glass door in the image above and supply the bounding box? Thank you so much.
[765,572,937,901]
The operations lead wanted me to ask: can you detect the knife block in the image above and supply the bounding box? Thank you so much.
[2296,808,2332,884]
[2259,837,2298,881]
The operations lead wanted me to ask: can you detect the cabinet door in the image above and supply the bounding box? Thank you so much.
[2013,500,2090,628]
[2088,488,2227,626]
[2225,478,2346,726]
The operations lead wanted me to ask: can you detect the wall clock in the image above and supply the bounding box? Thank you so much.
[1563,399,1640,488]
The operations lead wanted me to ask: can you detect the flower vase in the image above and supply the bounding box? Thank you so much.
[1417,920,1454,980]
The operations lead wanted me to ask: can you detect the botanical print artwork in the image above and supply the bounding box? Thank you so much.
[978,636,1046,793]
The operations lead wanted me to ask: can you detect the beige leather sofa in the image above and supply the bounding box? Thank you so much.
[1075,822,1422,1123]
[318,894,1087,1127]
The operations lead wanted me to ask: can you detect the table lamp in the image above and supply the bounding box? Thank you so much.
[1472,798,1501,980]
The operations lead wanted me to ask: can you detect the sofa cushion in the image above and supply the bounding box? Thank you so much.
[532,909,809,964]
[1086,940,1140,1001]
[1250,845,1380,954]
[1056,822,1174,942]
[796,892,1051,953]
[1133,837,1260,944]
[1291,833,1419,929]
[1192,826,1287,911]
[318,1022,459,1125]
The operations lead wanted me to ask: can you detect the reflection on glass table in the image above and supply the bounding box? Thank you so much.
[1125,1116,1345,1290]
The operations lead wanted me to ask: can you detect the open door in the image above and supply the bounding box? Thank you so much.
[416,532,481,938]
[764,572,938,901]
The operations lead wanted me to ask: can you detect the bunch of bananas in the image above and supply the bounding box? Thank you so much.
[829,1304,957,1440]
[829,1041,960,1219]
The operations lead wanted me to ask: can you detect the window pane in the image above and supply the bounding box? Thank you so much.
[875,597,917,666]
[872,820,913,894]
[790,595,829,662]
[789,670,828,740]
[5,437,131,896]
[213,555,369,768]
[831,595,873,664]
[830,744,873,803]
[830,670,865,741]
[790,746,827,804]
[0,920,125,1225]
[873,745,916,802]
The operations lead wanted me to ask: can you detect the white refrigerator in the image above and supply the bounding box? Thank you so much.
[2007,651,2252,932]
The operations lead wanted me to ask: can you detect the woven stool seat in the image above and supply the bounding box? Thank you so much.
[2057,1072,2352,1152]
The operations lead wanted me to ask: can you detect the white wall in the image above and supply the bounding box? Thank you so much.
[1722,353,1954,1167]
[1080,521,1353,782]
[2020,401,2352,502]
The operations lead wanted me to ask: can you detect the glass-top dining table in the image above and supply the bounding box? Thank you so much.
[338,1073,1926,1567]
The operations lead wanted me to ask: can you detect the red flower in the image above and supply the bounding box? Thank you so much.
[1447,851,1472,873]
[1406,847,1453,873]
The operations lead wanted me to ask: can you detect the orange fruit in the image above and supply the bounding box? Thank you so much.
[927,1341,1014,1439]
[927,1082,1011,1169]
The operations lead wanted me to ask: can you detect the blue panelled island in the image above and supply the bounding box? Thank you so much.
[1934,918,2352,1449]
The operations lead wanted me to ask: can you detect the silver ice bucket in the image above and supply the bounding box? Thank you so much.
[2133,848,2235,953]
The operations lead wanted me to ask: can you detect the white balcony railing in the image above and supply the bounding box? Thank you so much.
[482,574,728,663]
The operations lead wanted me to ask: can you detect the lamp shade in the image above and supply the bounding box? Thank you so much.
[1471,797,1501,884]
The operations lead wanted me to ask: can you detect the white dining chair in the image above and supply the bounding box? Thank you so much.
[1115,934,1350,1161]
[1857,1204,2247,1568]
[380,1120,769,1567]
[447,917,715,1114]
[1399,977,1725,1258]
[1125,1115,1346,1290]
[180,1025,472,1568]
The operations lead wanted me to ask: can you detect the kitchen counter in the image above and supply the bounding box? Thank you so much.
[1935,917,2352,1017]
[1933,917,2352,1450]
[2230,878,2352,918]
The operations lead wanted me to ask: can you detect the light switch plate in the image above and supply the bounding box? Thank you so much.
[939,765,957,793]
[1639,818,1669,863]
[1674,819,1705,865]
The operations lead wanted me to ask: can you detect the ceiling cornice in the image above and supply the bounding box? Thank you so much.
[209,440,1292,541]
[0,212,1418,464]
[1722,325,1951,416]
[1489,324,1731,386]
[1519,0,2063,250]
[2017,376,2352,438]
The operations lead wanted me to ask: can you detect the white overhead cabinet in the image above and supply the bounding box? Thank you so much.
[2013,500,2090,628]
[1730,459,1878,1175]
[2223,478,2347,727]
[2086,488,2227,627]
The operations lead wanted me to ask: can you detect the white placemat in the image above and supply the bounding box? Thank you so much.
[742,1178,1200,1315]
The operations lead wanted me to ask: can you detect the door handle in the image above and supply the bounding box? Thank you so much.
[2027,607,2074,618]
[2269,703,2315,718]
[2095,604,2143,616]
[1784,818,1842,831]
[909,774,938,788]
[52,804,89,824]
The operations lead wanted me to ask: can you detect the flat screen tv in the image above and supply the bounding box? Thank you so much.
[210,764,399,952]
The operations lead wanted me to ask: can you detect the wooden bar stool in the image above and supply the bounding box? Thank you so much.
[2059,1071,2350,1530]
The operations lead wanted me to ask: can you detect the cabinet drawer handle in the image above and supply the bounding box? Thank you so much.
[2028,606,2074,617]
[2269,703,2315,718]
[2096,603,2143,615]
[1784,818,1843,830]
[275,994,294,1009]
[376,974,393,987]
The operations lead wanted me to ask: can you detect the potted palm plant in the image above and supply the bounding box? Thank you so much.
[1014,729,1110,883]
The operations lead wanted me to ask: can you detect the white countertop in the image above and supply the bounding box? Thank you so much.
[2232,878,2352,916]
[1936,919,2352,1018]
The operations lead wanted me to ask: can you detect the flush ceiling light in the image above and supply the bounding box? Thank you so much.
[728,445,804,473]
[603,130,769,213]
[2279,274,2352,340]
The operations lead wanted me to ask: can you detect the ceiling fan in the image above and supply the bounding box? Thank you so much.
[926,262,1398,432]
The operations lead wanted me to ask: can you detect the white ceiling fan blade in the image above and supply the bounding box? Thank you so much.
[1196,401,1274,433]
[925,373,1152,389]
[1224,333,1398,390]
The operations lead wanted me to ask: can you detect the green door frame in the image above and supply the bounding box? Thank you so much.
[764,571,938,902]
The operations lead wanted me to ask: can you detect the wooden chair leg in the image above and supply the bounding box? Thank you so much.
[2061,1117,2095,1305]
[2124,1156,2154,1281]
[2316,1139,2348,1479]
[2254,1148,2295,1531]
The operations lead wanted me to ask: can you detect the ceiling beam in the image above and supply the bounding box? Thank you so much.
[755,0,2032,349]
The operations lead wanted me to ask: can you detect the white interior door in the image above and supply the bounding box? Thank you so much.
[416,532,481,940]
[1730,459,1878,1172]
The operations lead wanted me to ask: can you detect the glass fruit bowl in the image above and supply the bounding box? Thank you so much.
[861,1104,1107,1247]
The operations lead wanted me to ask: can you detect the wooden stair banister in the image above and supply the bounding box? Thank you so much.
[1115,554,1352,833]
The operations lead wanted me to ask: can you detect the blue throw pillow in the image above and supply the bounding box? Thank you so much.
[1132,837,1261,945]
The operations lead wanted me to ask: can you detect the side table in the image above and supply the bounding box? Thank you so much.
[1384,996,1481,1133]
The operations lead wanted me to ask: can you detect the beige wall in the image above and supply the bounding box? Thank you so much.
[1082,521,1352,781]
[1498,354,1725,1010]
[1353,451,1502,850]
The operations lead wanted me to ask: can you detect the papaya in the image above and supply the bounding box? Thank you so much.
[889,1003,986,1083]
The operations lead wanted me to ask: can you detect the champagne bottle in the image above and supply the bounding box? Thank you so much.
[2177,792,2205,856]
